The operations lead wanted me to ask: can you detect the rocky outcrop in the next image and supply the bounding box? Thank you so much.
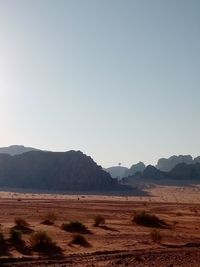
[156,155,193,172]
[125,162,146,176]
[0,150,120,192]
[122,163,200,186]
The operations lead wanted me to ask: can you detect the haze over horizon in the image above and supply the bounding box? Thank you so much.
[1,0,200,168]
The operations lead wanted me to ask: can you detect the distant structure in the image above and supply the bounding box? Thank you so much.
[118,162,121,166]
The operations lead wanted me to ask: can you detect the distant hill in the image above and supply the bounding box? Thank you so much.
[125,162,146,177]
[105,166,128,179]
[170,162,200,181]
[106,155,200,178]
[105,162,146,179]
[0,145,39,156]
[194,156,200,163]
[156,155,193,172]
[122,165,170,186]
[0,150,143,194]
[122,163,200,186]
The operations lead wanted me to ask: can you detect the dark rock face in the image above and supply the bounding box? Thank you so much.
[194,156,200,163]
[0,151,119,191]
[122,163,200,186]
[142,165,168,180]
[169,162,200,181]
[156,155,193,172]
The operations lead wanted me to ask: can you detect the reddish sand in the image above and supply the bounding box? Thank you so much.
[0,186,199,266]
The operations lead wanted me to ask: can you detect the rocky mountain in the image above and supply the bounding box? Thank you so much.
[107,155,200,178]
[122,165,169,185]
[156,155,193,172]
[170,162,200,181]
[122,163,200,186]
[125,162,146,176]
[194,156,200,163]
[0,145,39,156]
[0,150,138,193]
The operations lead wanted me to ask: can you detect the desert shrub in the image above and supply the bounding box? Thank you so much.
[30,231,62,255]
[10,229,22,243]
[41,220,54,226]
[30,231,54,250]
[150,229,162,242]
[0,232,7,254]
[62,221,90,234]
[94,215,105,227]
[42,212,57,225]
[70,234,90,247]
[14,218,29,228]
[0,232,6,246]
[13,218,32,234]
[133,211,167,228]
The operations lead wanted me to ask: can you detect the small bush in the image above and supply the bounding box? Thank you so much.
[94,215,105,227]
[62,221,90,234]
[70,234,90,247]
[41,220,54,226]
[30,231,54,250]
[42,212,57,225]
[14,218,29,228]
[46,212,57,222]
[13,218,32,234]
[30,231,62,255]
[133,211,167,228]
[150,229,162,242]
[10,229,22,243]
[0,232,7,254]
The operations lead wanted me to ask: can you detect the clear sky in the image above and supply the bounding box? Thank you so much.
[0,0,200,167]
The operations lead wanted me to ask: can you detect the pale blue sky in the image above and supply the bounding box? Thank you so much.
[0,0,200,167]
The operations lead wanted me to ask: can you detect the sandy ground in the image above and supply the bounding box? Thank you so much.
[0,185,199,266]
[0,185,200,203]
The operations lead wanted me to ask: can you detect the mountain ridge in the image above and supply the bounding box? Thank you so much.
[0,145,39,156]
[122,162,200,186]
[0,150,143,194]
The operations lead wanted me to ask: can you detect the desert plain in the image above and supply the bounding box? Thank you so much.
[0,185,199,266]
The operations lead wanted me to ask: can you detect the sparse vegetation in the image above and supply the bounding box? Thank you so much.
[133,210,168,228]
[94,215,105,227]
[30,231,53,248]
[70,234,90,247]
[62,221,90,234]
[13,218,32,234]
[42,212,57,225]
[150,229,162,242]
[30,231,60,254]
[14,218,29,228]
[0,232,7,254]
[10,229,22,243]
